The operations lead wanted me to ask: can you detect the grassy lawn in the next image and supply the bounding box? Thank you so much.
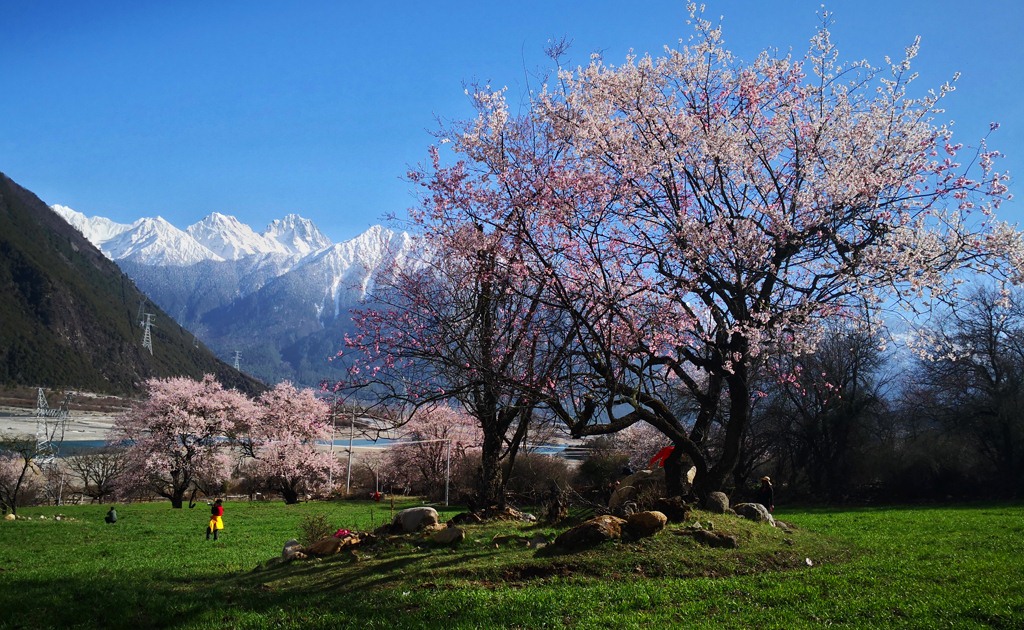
[1,499,1022,629]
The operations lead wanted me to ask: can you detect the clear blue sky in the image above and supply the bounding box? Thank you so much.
[2,1,1021,243]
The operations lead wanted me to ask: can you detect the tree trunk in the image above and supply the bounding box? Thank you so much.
[476,431,505,508]
[281,480,300,505]
[664,444,686,497]
[696,369,751,501]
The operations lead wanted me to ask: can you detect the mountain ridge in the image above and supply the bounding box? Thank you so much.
[53,205,417,386]
[0,172,265,395]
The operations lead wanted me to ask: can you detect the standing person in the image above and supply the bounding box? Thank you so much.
[206,499,224,540]
[757,476,774,513]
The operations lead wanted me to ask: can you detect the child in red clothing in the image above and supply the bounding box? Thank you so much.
[206,499,224,540]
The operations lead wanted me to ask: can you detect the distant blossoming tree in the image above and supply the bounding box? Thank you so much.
[236,381,339,504]
[384,405,482,501]
[0,434,46,515]
[414,5,1022,498]
[112,374,254,508]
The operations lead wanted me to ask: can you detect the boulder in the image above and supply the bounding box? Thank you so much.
[732,502,776,526]
[609,469,664,512]
[691,529,738,548]
[608,485,638,513]
[393,507,440,533]
[430,526,465,546]
[306,536,345,557]
[553,514,626,550]
[651,496,691,523]
[705,491,730,514]
[624,511,668,539]
[282,539,304,560]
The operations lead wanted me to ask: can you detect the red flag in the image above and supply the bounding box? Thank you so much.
[648,445,675,468]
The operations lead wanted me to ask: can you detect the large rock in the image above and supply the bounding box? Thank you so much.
[624,511,668,539]
[553,515,626,550]
[609,469,665,512]
[306,536,343,557]
[733,502,776,526]
[608,485,638,513]
[430,526,465,546]
[706,491,730,514]
[651,496,691,523]
[282,539,304,560]
[393,507,440,533]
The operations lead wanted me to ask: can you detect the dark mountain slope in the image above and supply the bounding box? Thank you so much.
[0,172,264,395]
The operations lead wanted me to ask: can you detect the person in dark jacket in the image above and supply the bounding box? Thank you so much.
[757,476,774,513]
[104,507,117,524]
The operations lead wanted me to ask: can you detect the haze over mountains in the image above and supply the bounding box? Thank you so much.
[52,205,416,387]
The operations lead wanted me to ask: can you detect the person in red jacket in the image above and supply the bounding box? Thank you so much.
[206,499,224,540]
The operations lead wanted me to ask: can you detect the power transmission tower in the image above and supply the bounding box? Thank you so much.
[233,350,241,371]
[34,389,71,454]
[34,389,72,504]
[140,313,155,354]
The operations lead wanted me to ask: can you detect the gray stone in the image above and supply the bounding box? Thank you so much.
[394,506,440,533]
[706,491,730,514]
[282,539,304,560]
[430,526,465,545]
[733,502,776,526]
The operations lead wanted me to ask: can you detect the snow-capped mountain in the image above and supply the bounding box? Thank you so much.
[105,216,224,266]
[186,212,290,260]
[52,204,131,243]
[50,204,417,386]
[263,213,332,256]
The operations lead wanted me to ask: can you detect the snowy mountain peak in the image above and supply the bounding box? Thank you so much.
[105,216,223,266]
[187,212,289,260]
[263,214,332,256]
[51,204,132,244]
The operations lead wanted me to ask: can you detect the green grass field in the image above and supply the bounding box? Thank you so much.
[1,499,1022,629]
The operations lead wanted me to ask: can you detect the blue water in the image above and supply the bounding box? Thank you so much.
[53,438,575,457]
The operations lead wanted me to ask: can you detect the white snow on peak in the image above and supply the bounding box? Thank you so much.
[299,224,417,318]
[51,204,132,244]
[263,213,332,256]
[187,212,290,260]
[104,216,223,266]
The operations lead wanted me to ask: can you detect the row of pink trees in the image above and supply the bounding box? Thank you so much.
[342,6,1021,503]
[113,375,338,507]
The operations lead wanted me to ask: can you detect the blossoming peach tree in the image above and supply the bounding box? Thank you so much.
[235,381,339,504]
[114,376,338,506]
[113,374,254,508]
[403,5,1021,500]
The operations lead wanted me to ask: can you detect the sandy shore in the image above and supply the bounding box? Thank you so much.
[0,406,117,443]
